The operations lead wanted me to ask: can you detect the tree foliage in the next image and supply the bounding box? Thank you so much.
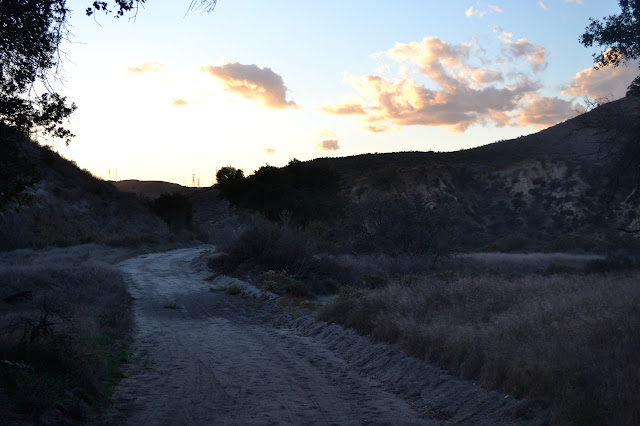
[580,0,640,97]
[580,0,640,68]
[216,160,345,225]
[0,0,76,143]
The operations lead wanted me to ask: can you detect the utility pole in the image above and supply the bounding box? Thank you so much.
[192,174,196,187]
[109,168,111,180]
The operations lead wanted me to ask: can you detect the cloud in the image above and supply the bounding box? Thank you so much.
[466,5,502,17]
[503,38,547,73]
[171,98,189,106]
[127,62,165,74]
[562,62,640,99]
[322,35,569,133]
[326,72,540,133]
[516,95,576,129]
[538,1,548,11]
[319,129,337,139]
[564,0,582,4]
[320,103,366,115]
[469,69,504,84]
[263,147,276,154]
[366,124,389,133]
[200,61,297,109]
[465,6,485,17]
[319,139,340,151]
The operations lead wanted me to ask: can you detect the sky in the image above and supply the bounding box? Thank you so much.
[50,0,639,186]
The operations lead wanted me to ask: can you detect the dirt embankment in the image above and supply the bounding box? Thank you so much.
[99,247,549,425]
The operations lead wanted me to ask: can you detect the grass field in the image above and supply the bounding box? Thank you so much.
[319,269,640,425]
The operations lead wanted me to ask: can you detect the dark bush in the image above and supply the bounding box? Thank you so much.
[148,192,193,230]
[216,159,345,225]
[208,217,314,277]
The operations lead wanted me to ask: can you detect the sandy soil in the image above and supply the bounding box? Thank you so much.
[98,246,549,425]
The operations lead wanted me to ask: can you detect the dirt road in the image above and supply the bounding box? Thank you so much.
[100,247,548,425]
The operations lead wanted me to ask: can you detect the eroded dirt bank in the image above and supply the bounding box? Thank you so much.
[99,247,548,425]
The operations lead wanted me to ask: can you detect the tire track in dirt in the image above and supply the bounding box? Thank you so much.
[98,247,548,425]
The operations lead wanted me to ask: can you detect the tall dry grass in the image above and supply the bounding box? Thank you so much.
[0,246,133,423]
[319,271,640,425]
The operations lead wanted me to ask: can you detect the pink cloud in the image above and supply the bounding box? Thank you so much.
[517,96,577,129]
[320,103,366,115]
[563,62,639,100]
[127,62,165,74]
[319,139,340,151]
[200,62,297,109]
[171,98,189,106]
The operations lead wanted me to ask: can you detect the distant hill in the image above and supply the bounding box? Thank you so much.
[113,180,198,200]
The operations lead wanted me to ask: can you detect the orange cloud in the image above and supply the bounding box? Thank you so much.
[319,139,340,151]
[127,62,165,74]
[469,69,504,84]
[320,103,366,115]
[322,35,573,133]
[562,61,639,100]
[517,96,576,129]
[263,147,276,154]
[200,62,297,109]
[323,36,542,133]
[171,98,189,106]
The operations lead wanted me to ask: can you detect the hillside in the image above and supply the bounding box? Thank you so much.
[305,96,640,252]
[0,124,173,251]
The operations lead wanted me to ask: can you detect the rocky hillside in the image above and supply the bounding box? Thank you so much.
[308,97,640,252]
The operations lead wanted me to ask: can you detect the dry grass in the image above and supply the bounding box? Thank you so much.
[319,271,640,425]
[0,246,133,423]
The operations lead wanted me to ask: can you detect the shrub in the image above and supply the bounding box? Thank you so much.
[254,270,312,297]
[208,216,314,277]
[225,284,242,295]
[147,192,193,230]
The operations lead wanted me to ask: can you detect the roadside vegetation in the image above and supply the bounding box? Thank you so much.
[209,153,640,424]
[0,245,134,424]
[319,270,640,425]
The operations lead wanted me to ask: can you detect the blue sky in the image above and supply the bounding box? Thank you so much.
[53,0,638,185]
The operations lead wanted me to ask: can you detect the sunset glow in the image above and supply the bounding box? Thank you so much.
[51,0,637,185]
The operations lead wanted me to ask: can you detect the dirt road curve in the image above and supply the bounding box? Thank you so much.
[99,247,548,425]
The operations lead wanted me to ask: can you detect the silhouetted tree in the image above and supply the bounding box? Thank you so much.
[216,160,345,225]
[0,0,76,143]
[580,0,640,96]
